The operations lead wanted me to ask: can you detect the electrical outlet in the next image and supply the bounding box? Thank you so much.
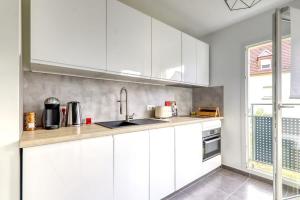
[147,105,156,111]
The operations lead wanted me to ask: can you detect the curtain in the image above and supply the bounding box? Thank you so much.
[290,7,300,99]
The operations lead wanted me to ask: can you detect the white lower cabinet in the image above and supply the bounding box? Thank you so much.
[149,127,175,200]
[23,136,113,200]
[23,121,221,200]
[175,123,203,190]
[114,131,150,200]
[23,140,81,200]
[80,137,114,200]
[200,155,222,177]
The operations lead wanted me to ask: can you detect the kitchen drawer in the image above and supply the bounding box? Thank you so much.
[202,120,221,131]
[200,155,222,177]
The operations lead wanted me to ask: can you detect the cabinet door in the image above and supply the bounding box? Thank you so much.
[107,0,151,77]
[149,127,175,200]
[23,137,114,200]
[200,155,222,177]
[197,41,209,86]
[23,141,82,200]
[175,123,202,190]
[182,33,197,84]
[81,137,113,200]
[152,18,182,81]
[31,0,106,70]
[114,131,149,200]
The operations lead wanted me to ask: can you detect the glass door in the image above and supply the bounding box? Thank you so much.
[273,7,300,200]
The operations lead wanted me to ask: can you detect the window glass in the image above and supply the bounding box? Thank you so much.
[260,59,271,69]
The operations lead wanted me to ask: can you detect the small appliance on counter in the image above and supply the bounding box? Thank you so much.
[165,101,178,116]
[42,97,60,130]
[66,101,82,127]
[155,106,172,119]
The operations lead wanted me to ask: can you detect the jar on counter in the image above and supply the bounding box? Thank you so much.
[24,112,36,131]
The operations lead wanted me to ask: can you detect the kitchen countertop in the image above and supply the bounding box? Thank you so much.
[20,117,223,148]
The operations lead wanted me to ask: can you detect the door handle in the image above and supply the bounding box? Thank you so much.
[278,104,295,109]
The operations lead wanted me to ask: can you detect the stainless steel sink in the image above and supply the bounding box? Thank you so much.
[95,118,167,129]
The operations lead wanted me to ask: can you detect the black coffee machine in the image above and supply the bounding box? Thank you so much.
[42,97,60,129]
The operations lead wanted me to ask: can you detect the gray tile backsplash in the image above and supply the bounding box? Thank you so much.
[23,72,224,126]
[193,86,224,116]
[23,72,193,125]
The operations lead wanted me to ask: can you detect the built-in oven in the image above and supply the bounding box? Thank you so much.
[203,127,221,161]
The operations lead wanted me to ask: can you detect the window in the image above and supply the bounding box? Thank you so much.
[260,59,271,70]
[262,85,272,100]
[246,38,300,184]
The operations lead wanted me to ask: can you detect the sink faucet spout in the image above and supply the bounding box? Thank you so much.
[117,87,134,122]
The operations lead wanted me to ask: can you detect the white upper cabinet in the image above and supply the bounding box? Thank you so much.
[152,18,182,81]
[114,131,150,200]
[107,0,151,77]
[175,123,203,190]
[197,41,210,86]
[182,33,197,84]
[31,0,106,70]
[30,0,209,85]
[149,127,175,200]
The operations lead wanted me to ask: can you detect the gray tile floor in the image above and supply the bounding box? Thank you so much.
[167,168,300,200]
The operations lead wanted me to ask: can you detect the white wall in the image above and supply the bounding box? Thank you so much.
[0,0,21,199]
[201,0,300,172]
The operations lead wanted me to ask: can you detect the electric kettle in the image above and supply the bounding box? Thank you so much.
[66,101,82,127]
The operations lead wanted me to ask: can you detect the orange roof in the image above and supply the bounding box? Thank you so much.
[249,38,291,75]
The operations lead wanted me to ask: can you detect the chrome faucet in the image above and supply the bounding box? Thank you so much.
[117,87,134,122]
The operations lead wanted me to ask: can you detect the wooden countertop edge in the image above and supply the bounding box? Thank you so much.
[20,117,224,148]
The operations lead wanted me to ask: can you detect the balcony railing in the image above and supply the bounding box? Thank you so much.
[250,103,300,173]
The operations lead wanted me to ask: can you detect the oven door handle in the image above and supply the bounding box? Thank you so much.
[204,137,221,144]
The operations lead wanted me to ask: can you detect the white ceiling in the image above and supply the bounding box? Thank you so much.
[119,0,293,38]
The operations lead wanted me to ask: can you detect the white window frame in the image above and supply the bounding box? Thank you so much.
[244,41,274,179]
